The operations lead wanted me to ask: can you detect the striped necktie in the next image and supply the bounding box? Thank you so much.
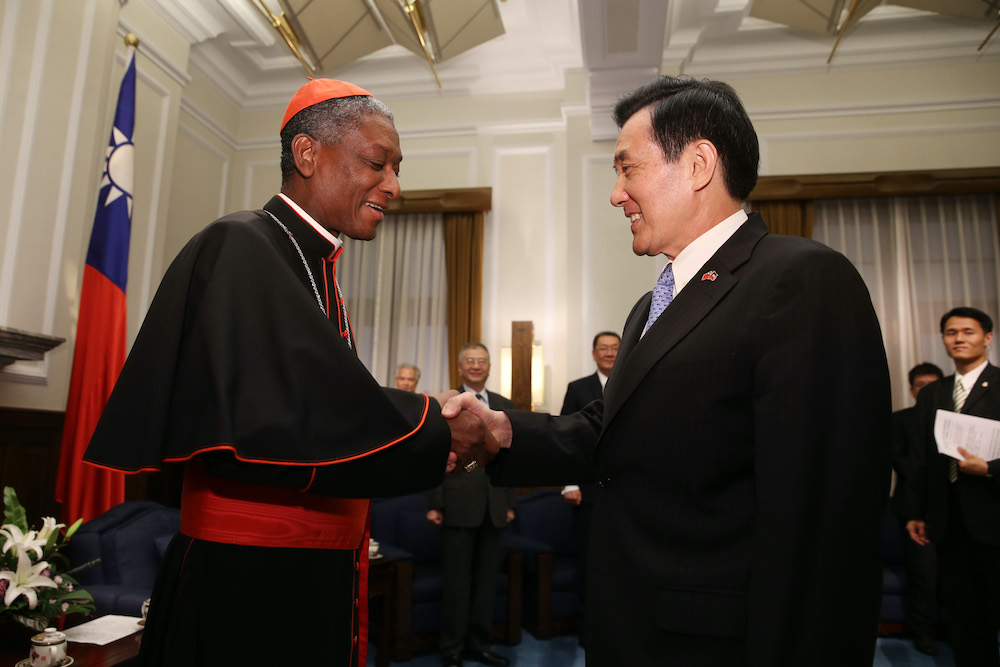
[949,378,967,483]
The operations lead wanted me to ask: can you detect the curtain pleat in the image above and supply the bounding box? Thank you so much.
[444,212,483,389]
[339,213,450,392]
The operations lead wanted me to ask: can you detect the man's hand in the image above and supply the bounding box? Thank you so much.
[562,489,583,506]
[427,509,443,525]
[444,406,501,474]
[433,389,459,406]
[906,519,930,546]
[957,446,990,476]
[506,508,515,524]
[441,392,514,449]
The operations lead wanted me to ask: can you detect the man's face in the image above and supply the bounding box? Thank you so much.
[309,113,402,240]
[592,335,620,376]
[909,374,940,400]
[395,368,418,392]
[942,316,993,367]
[611,110,694,258]
[459,347,490,387]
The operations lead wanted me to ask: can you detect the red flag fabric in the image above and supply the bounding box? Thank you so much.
[55,50,136,524]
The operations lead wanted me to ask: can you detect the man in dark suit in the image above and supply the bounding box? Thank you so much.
[559,330,619,641]
[442,75,890,666]
[891,362,944,655]
[905,307,1000,667]
[428,343,516,667]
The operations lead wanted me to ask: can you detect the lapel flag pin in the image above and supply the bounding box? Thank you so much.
[701,270,719,282]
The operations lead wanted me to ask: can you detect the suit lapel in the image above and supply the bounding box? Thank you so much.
[602,215,767,430]
[960,363,998,413]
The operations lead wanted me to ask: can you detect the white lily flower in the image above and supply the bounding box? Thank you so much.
[0,524,46,560]
[36,517,64,543]
[0,551,57,609]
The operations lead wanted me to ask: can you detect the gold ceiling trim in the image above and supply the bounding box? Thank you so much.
[248,0,317,76]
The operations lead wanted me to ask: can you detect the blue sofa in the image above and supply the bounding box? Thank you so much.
[67,501,180,617]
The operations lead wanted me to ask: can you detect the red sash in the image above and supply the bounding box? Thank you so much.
[180,461,371,665]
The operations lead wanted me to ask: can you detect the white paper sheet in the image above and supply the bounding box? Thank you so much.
[62,614,142,645]
[934,409,1000,461]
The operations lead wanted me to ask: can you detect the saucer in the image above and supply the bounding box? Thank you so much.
[369,553,383,560]
[16,658,74,667]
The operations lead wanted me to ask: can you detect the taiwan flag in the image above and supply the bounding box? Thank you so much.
[55,47,136,524]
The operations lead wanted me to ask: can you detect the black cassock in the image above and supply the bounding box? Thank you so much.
[85,195,450,666]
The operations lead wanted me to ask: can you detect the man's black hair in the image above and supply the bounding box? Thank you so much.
[908,362,944,387]
[612,75,759,201]
[939,306,994,334]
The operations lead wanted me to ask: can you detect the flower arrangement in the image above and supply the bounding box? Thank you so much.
[0,487,94,631]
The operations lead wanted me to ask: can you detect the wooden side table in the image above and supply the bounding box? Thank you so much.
[368,553,412,667]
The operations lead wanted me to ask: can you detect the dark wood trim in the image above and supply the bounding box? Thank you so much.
[511,321,534,411]
[750,167,1000,201]
[387,187,492,214]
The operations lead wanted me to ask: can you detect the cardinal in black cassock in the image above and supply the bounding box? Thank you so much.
[84,79,457,667]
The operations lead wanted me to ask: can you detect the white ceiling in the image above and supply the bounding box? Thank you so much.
[142,0,998,138]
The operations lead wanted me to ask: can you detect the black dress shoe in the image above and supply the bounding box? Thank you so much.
[464,647,510,666]
[914,636,938,655]
[441,653,463,667]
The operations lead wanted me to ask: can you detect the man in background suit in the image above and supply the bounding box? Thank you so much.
[428,343,516,667]
[443,75,890,666]
[905,307,1000,667]
[559,330,620,641]
[891,362,944,655]
[395,362,421,392]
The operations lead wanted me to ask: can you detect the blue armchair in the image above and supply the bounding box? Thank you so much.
[508,488,581,639]
[67,500,180,617]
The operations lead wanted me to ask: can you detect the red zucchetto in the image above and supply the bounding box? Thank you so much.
[280,78,373,131]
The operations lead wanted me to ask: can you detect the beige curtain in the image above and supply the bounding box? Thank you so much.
[813,194,1000,410]
[444,211,483,389]
[339,213,450,392]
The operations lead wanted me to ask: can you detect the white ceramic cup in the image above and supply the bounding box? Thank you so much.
[29,627,68,667]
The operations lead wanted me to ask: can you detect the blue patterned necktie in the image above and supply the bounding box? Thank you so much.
[643,263,675,335]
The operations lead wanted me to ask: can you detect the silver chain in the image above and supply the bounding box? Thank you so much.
[264,210,326,316]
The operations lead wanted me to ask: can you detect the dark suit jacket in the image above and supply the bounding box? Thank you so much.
[561,372,603,415]
[489,214,891,666]
[429,389,516,528]
[561,373,603,503]
[891,406,922,516]
[908,365,1000,546]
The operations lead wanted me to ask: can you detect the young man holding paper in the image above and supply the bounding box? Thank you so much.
[905,306,1000,667]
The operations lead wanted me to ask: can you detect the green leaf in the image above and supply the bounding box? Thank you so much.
[2,487,28,532]
[64,518,82,540]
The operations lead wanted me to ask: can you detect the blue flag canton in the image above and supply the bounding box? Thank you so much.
[86,54,136,294]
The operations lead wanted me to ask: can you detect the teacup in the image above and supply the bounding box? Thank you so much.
[29,627,68,666]
[368,538,380,558]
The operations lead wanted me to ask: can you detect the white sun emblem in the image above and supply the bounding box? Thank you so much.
[100,125,134,218]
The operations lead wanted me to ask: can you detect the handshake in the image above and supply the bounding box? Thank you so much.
[433,391,513,474]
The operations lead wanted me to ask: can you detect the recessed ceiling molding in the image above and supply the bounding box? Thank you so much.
[217,0,276,46]
[145,0,229,43]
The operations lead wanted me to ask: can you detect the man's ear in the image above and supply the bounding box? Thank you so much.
[689,139,719,192]
[291,133,317,178]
